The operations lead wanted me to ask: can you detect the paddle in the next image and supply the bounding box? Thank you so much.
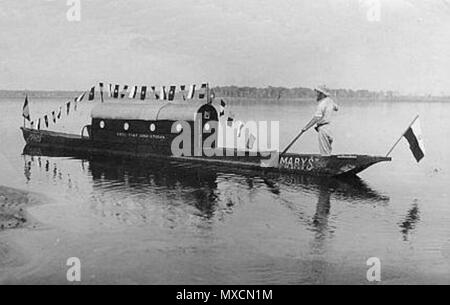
[280,130,306,157]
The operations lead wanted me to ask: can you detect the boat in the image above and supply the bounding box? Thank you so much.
[20,91,391,177]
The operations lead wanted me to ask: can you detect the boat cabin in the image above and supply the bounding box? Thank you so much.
[90,98,219,156]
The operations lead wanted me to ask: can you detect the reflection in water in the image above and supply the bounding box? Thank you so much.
[22,144,389,233]
[399,200,420,241]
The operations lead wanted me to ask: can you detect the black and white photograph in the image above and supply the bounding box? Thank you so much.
[0,0,449,290]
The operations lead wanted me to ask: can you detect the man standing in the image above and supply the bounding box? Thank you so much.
[301,87,339,156]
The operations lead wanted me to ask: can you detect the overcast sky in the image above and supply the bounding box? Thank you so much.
[1,0,450,94]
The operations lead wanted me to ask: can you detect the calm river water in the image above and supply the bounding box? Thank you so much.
[0,97,449,284]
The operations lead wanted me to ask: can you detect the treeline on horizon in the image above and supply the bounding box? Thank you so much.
[212,86,398,99]
[0,87,431,99]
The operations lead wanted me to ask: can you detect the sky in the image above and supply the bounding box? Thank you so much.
[0,0,450,95]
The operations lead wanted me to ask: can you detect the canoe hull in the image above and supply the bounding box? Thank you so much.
[21,127,391,177]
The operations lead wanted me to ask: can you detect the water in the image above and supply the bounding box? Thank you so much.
[0,97,449,284]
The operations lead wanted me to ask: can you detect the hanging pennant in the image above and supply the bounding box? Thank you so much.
[88,86,95,101]
[140,86,147,100]
[168,86,176,101]
[129,86,137,99]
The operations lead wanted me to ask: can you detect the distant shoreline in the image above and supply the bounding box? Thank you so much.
[0,89,448,102]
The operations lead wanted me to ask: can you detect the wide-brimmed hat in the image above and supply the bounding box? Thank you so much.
[314,86,331,97]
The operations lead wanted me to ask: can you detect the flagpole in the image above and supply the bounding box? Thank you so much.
[385,114,420,157]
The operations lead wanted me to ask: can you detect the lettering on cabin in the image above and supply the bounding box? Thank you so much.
[279,156,315,171]
[116,132,166,140]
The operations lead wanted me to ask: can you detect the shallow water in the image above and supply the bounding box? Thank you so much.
[0,97,449,284]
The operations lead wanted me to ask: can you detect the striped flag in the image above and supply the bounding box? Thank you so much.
[187,84,196,99]
[88,86,95,101]
[403,116,425,162]
[22,95,31,121]
[129,86,137,99]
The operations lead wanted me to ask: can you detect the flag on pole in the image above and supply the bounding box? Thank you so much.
[129,86,137,99]
[22,95,31,121]
[403,116,425,162]
[88,86,95,101]
[187,84,196,99]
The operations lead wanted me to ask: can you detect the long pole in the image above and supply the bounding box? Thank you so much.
[385,114,419,157]
[280,130,305,156]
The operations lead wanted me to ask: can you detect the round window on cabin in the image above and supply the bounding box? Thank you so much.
[124,122,130,131]
[99,121,105,129]
[204,123,210,131]
[176,124,183,132]
[150,123,156,132]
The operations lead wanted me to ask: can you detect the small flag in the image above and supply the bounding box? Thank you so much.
[44,115,49,128]
[187,84,196,99]
[140,86,147,100]
[129,86,137,99]
[88,86,95,101]
[113,85,120,98]
[120,85,129,98]
[22,95,31,121]
[168,86,176,101]
[66,101,71,115]
[220,99,226,116]
[403,116,425,162]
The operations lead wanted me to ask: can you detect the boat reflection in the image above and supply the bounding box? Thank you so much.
[23,144,389,228]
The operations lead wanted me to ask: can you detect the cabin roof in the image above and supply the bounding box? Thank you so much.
[91,99,216,122]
